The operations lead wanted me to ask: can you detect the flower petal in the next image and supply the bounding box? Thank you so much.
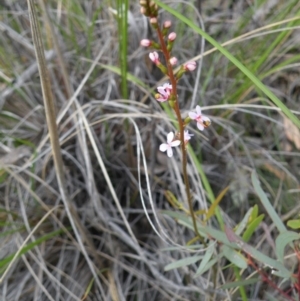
[184,130,193,141]
[189,112,198,120]
[159,143,168,152]
[167,147,173,157]
[157,87,168,95]
[164,83,172,89]
[170,140,181,147]
[196,105,202,115]
[202,116,211,122]
[197,122,204,131]
[167,132,174,143]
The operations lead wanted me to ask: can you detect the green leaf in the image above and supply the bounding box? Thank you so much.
[235,207,254,236]
[222,245,248,269]
[242,214,264,242]
[275,231,300,263]
[196,241,214,275]
[220,278,259,289]
[243,245,291,278]
[250,205,258,221]
[164,255,203,271]
[0,229,64,270]
[287,219,300,229]
[162,210,235,247]
[225,227,291,278]
[195,256,219,276]
[251,171,286,233]
[204,186,229,221]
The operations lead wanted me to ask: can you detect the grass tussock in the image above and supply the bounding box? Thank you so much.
[0,1,300,300]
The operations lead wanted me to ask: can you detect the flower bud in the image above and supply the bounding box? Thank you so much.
[169,57,178,66]
[164,21,172,28]
[184,61,197,71]
[140,7,147,15]
[149,51,160,64]
[168,32,176,41]
[150,17,158,29]
[140,39,151,47]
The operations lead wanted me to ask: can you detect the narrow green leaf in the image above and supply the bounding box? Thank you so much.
[162,210,234,247]
[195,256,219,276]
[196,241,214,275]
[164,255,203,271]
[265,292,280,301]
[117,0,128,99]
[235,207,254,236]
[242,214,264,242]
[250,205,258,221]
[287,219,300,229]
[220,278,259,289]
[251,171,286,233]
[225,227,291,278]
[0,229,64,270]
[244,245,291,278]
[222,245,248,269]
[275,231,300,263]
[205,186,229,221]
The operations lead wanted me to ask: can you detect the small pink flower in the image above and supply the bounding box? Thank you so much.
[184,130,194,142]
[188,106,211,131]
[164,20,172,28]
[184,61,197,71]
[149,52,160,64]
[159,132,181,157]
[140,7,146,15]
[168,32,176,41]
[169,57,178,66]
[150,17,158,25]
[140,39,151,47]
[155,83,172,102]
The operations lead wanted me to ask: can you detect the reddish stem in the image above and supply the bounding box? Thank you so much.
[247,255,295,301]
[155,25,204,244]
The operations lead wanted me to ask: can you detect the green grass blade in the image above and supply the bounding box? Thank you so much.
[117,0,129,99]
[251,171,286,233]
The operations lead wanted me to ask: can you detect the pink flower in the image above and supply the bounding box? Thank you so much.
[156,83,172,102]
[140,39,151,47]
[159,132,181,157]
[188,106,211,131]
[184,130,194,142]
[169,57,178,66]
[150,18,158,25]
[163,20,172,28]
[168,32,176,41]
[184,61,197,71]
[149,51,160,64]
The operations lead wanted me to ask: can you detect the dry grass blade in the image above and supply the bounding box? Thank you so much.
[26,0,104,293]
[0,206,58,283]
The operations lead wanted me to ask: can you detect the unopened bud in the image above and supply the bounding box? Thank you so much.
[140,7,147,15]
[150,17,158,29]
[169,57,178,66]
[140,39,152,47]
[184,61,197,71]
[164,21,172,28]
[168,32,176,41]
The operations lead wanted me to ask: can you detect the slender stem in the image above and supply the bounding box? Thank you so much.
[156,26,205,244]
